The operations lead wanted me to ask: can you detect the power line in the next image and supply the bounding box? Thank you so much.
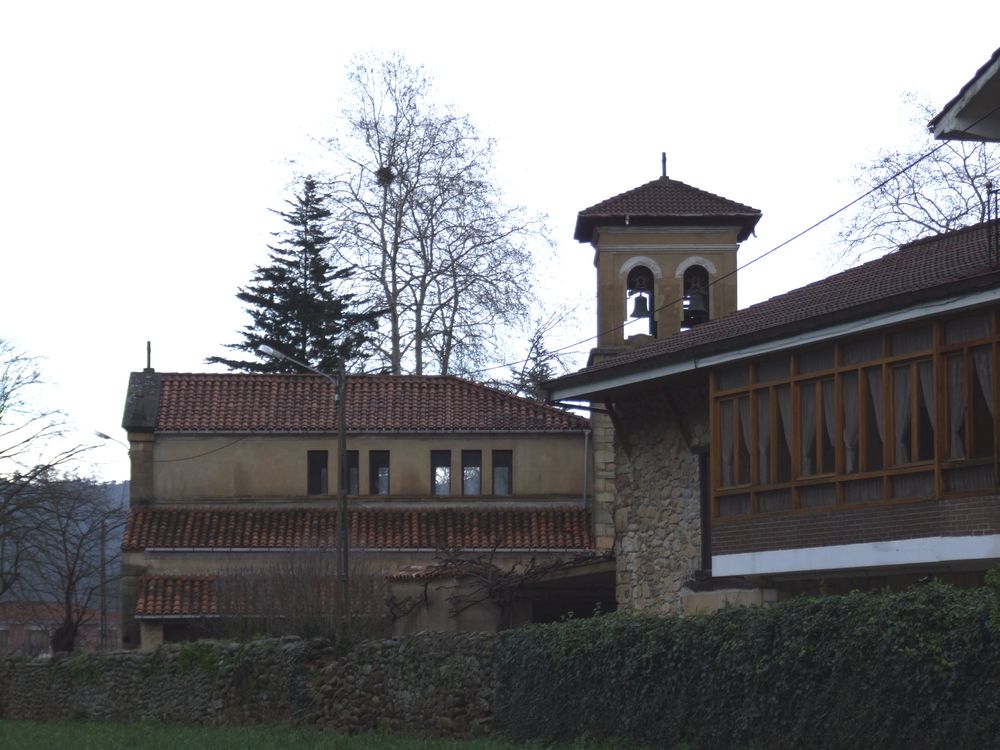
[469,100,1000,379]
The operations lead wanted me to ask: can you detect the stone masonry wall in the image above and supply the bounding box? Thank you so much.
[0,632,496,737]
[613,384,708,614]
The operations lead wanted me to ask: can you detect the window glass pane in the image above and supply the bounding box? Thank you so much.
[799,347,834,374]
[492,450,512,495]
[947,353,966,459]
[892,472,934,499]
[720,400,734,486]
[755,390,771,484]
[346,451,359,495]
[841,372,859,474]
[863,367,884,471]
[758,489,792,513]
[800,383,818,476]
[842,477,883,503]
[756,356,789,383]
[892,365,913,465]
[307,450,328,496]
[890,326,932,355]
[737,396,751,484]
[916,361,935,462]
[717,365,749,390]
[775,385,792,482]
[431,450,451,495]
[820,380,836,472]
[971,346,995,458]
[462,450,482,495]
[945,464,994,492]
[717,494,750,516]
[843,336,882,365]
[945,313,992,344]
[370,451,390,495]
[800,483,836,508]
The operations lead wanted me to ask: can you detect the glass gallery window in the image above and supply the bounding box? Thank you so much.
[712,311,998,517]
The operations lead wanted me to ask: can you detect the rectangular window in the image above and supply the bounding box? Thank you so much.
[307,450,328,496]
[492,450,513,495]
[345,450,359,495]
[431,450,451,495]
[369,451,390,496]
[0,628,8,649]
[947,346,996,460]
[462,450,482,495]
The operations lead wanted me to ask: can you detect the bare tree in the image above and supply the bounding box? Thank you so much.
[214,550,390,643]
[13,475,126,653]
[325,53,545,376]
[836,95,1000,265]
[0,340,89,598]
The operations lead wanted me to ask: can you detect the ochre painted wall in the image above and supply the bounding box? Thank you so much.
[140,432,590,501]
[593,226,741,347]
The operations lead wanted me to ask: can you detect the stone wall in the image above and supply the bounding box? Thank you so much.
[612,384,708,614]
[0,632,496,737]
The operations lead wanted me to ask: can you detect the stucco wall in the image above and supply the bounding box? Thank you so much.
[612,384,708,614]
[146,433,589,501]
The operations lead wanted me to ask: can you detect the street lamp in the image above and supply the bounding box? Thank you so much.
[257,345,350,640]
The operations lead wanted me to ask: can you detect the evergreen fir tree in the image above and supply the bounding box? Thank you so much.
[207,177,379,373]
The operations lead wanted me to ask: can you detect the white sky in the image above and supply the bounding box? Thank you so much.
[2,1,998,481]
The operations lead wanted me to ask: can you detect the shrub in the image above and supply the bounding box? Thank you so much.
[495,583,1000,750]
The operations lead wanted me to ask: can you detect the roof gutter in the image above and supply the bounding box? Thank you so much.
[550,286,1000,402]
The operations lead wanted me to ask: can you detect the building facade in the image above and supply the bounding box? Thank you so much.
[121,372,611,649]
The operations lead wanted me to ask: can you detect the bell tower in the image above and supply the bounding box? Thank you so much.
[575,156,761,356]
[574,159,761,556]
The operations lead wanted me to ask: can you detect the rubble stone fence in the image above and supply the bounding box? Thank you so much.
[0,631,497,737]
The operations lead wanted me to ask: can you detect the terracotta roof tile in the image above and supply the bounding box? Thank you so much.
[574,176,761,242]
[146,374,589,433]
[124,506,595,552]
[553,220,1000,393]
[135,575,219,618]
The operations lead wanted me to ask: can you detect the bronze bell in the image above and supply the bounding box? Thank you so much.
[687,292,708,315]
[630,294,650,319]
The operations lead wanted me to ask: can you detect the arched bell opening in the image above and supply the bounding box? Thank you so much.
[682,265,710,331]
[624,265,655,338]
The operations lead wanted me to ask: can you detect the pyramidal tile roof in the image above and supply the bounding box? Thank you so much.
[574,176,761,242]
[124,506,596,552]
[137,373,589,433]
[552,219,1000,393]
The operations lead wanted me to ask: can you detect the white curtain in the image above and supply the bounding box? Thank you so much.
[867,367,885,457]
[738,396,751,484]
[822,380,836,460]
[777,385,793,480]
[948,354,965,459]
[800,384,817,475]
[720,400,733,486]
[757,390,771,484]
[842,373,859,473]
[973,346,994,417]
[893,366,912,465]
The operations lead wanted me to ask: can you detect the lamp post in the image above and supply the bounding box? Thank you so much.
[257,345,350,640]
[94,430,130,651]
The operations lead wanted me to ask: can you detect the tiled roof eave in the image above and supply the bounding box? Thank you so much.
[153,428,592,436]
[550,274,1000,398]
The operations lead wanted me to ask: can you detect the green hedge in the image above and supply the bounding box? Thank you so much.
[495,583,1000,750]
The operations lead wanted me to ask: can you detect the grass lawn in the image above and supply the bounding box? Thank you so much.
[0,720,637,750]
